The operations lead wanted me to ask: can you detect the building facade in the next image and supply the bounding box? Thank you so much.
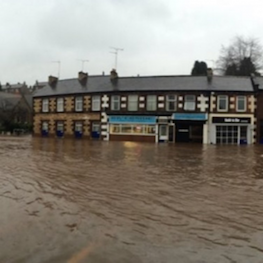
[33,71,256,145]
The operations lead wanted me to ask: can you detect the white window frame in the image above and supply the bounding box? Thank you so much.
[75,97,83,112]
[57,98,64,112]
[236,96,246,112]
[166,95,177,111]
[184,95,196,111]
[217,95,228,112]
[92,96,101,111]
[42,98,49,112]
[128,95,138,111]
[111,95,120,111]
[146,95,157,111]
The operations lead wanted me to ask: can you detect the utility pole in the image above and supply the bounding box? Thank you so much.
[110,47,123,70]
[51,61,61,78]
[77,59,89,71]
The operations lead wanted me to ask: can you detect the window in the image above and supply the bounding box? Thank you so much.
[110,124,155,135]
[92,96,101,111]
[42,121,48,131]
[75,97,83,111]
[111,95,120,111]
[75,122,83,132]
[236,96,246,112]
[57,98,64,112]
[92,123,101,132]
[147,95,157,111]
[217,95,228,111]
[42,99,49,112]
[166,95,177,111]
[128,95,138,111]
[184,95,196,111]
[57,122,64,131]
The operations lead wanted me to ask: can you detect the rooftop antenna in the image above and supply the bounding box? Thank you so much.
[51,61,61,78]
[110,47,123,70]
[77,59,89,71]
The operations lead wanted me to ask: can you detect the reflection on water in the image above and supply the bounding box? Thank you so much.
[1,137,263,262]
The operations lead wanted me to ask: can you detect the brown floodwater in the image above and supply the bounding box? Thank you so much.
[1,137,263,263]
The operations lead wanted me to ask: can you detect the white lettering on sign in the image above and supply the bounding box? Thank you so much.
[224,118,240,123]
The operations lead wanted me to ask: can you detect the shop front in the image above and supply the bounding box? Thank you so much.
[108,115,157,143]
[172,113,208,143]
[209,116,252,145]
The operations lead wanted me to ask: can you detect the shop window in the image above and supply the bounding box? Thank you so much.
[57,98,64,112]
[184,95,196,111]
[110,124,155,135]
[146,95,157,111]
[42,98,49,112]
[75,97,83,111]
[216,126,238,144]
[217,95,228,111]
[111,95,120,111]
[236,96,246,112]
[166,95,177,111]
[92,96,101,111]
[128,95,138,111]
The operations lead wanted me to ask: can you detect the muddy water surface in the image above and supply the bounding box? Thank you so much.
[1,137,263,263]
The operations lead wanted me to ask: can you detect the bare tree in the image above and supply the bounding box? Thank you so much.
[217,36,263,76]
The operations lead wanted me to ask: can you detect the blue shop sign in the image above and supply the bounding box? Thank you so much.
[172,113,207,121]
[109,115,156,124]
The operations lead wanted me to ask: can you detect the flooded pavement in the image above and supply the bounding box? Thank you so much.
[1,137,263,263]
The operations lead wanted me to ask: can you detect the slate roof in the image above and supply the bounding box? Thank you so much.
[252,77,263,89]
[33,75,254,98]
[23,94,33,109]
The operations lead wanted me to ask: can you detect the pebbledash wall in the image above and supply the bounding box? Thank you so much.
[33,71,258,145]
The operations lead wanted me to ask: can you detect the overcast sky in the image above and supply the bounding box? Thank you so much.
[0,0,262,85]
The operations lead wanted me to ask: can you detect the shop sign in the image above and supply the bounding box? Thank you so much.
[172,113,207,121]
[109,115,156,124]
[212,117,251,124]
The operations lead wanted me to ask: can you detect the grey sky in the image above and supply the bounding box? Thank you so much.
[0,0,262,85]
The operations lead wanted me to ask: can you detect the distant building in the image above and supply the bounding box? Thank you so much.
[1,82,30,95]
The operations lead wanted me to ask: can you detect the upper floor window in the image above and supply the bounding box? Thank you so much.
[236,96,246,112]
[92,96,101,111]
[111,95,120,111]
[128,95,138,111]
[75,97,83,112]
[166,95,177,111]
[217,95,228,111]
[147,95,157,111]
[57,98,64,112]
[184,95,196,111]
[42,98,49,112]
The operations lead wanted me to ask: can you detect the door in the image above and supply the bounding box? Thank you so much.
[91,122,101,139]
[176,124,189,142]
[159,125,168,142]
[168,125,175,142]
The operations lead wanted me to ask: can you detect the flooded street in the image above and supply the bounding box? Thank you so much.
[1,137,263,263]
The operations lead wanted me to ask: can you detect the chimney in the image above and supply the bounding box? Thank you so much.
[78,71,88,86]
[110,69,118,82]
[207,68,213,83]
[48,75,58,88]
